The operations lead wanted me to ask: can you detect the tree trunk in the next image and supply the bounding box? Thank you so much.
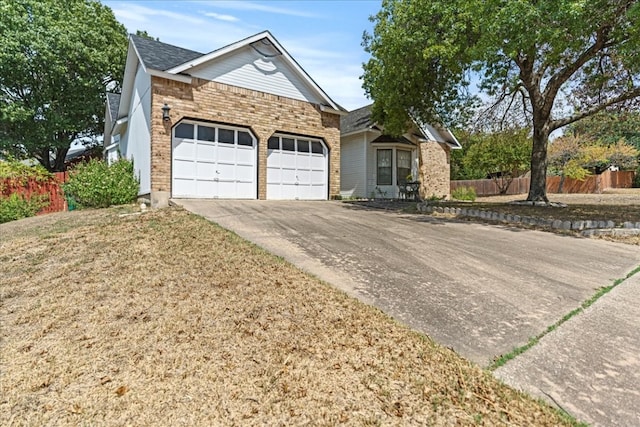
[53,146,69,172]
[527,129,549,202]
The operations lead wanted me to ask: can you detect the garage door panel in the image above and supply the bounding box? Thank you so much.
[217,145,237,162]
[310,156,325,169]
[297,169,311,184]
[216,181,237,199]
[173,178,196,197]
[196,143,217,162]
[196,180,217,198]
[174,159,196,179]
[218,162,237,178]
[281,168,297,184]
[308,185,326,200]
[236,164,255,182]
[174,140,196,159]
[196,163,216,179]
[236,147,254,163]
[311,170,325,183]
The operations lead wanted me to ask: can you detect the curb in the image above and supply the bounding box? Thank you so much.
[417,203,640,236]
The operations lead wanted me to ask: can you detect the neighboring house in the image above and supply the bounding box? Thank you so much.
[104,32,345,207]
[340,104,461,199]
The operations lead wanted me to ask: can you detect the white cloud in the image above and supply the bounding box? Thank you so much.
[195,0,319,18]
[112,4,205,26]
[204,12,239,22]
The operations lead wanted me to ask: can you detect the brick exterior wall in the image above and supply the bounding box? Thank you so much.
[149,76,341,202]
[419,141,451,199]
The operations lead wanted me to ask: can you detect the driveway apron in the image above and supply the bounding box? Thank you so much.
[176,200,639,364]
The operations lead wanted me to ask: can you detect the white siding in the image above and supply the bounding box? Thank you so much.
[340,134,366,198]
[189,46,323,104]
[121,65,151,195]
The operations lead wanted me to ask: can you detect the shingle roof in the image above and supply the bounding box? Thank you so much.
[106,93,121,121]
[340,104,375,134]
[342,103,460,148]
[130,34,203,71]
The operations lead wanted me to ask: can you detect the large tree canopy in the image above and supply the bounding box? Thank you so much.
[0,0,127,171]
[362,0,640,201]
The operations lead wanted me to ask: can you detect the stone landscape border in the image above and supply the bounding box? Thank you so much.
[416,202,640,237]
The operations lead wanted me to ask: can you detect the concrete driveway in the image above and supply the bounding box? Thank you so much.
[176,200,639,366]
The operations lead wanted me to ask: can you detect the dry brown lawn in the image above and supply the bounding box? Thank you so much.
[1,207,577,426]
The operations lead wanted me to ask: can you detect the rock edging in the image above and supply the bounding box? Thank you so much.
[416,203,640,236]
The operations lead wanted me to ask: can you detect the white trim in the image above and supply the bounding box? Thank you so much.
[319,104,348,116]
[341,128,381,138]
[147,69,192,84]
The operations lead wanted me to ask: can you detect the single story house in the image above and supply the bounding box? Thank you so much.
[340,104,461,199]
[104,31,345,207]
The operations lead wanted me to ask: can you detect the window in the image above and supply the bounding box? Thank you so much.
[268,134,325,154]
[282,138,295,151]
[197,125,215,142]
[238,131,253,146]
[297,140,310,153]
[377,149,392,185]
[397,150,412,183]
[175,123,194,139]
[311,141,323,154]
[218,128,234,144]
[268,136,280,150]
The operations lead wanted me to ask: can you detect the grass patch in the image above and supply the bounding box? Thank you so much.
[0,207,579,425]
[489,265,640,371]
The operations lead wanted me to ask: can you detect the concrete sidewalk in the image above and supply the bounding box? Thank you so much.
[495,271,640,426]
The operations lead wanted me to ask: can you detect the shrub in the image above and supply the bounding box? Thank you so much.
[0,193,49,224]
[0,159,53,183]
[451,186,477,201]
[64,159,139,208]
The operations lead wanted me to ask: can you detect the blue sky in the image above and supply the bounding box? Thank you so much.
[102,0,382,110]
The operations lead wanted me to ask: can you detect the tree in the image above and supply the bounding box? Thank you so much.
[461,129,532,194]
[362,0,640,202]
[450,130,484,180]
[135,30,159,41]
[567,110,640,151]
[548,135,639,191]
[0,0,128,171]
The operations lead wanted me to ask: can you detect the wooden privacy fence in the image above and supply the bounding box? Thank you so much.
[451,170,636,196]
[1,171,68,214]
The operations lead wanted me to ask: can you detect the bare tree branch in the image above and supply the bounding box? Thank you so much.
[550,86,640,130]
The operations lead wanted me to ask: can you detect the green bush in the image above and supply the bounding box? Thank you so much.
[0,159,53,183]
[0,193,49,224]
[451,186,477,201]
[64,159,139,208]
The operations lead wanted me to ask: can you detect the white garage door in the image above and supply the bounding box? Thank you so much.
[172,122,257,199]
[267,134,328,200]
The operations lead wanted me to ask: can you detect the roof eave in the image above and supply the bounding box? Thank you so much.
[148,69,192,84]
[340,127,381,138]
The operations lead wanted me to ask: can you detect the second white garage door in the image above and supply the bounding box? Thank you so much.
[172,121,257,199]
[266,134,328,200]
